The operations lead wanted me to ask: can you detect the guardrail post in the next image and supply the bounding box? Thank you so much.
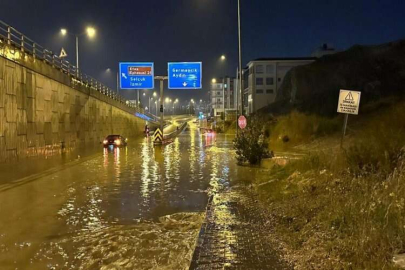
[7,26,11,45]
[52,55,55,67]
[33,43,36,60]
[20,36,24,52]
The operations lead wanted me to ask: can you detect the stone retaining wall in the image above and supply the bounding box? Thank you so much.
[0,50,147,162]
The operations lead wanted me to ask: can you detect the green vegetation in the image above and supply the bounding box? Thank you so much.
[268,110,340,150]
[254,102,405,269]
[233,116,269,165]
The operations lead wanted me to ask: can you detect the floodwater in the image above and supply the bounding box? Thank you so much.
[0,122,241,270]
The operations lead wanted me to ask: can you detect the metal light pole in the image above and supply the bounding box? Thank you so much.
[60,27,96,78]
[155,76,167,137]
[116,72,119,94]
[237,0,243,116]
[75,35,79,77]
[220,55,226,121]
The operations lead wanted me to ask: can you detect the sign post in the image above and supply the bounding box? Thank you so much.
[154,76,168,144]
[337,89,361,149]
[153,128,163,144]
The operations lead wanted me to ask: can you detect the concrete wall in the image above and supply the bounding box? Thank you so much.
[0,53,147,162]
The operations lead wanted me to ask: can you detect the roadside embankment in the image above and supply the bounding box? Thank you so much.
[252,100,405,269]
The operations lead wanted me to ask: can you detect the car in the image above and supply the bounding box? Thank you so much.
[103,135,128,147]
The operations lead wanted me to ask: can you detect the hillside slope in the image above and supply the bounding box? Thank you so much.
[262,40,405,116]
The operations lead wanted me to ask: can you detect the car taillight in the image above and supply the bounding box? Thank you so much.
[114,139,121,145]
[103,140,108,144]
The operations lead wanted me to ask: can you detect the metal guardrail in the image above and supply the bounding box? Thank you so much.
[0,20,158,122]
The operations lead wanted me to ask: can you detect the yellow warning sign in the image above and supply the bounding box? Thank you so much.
[59,47,68,58]
[153,128,163,142]
[337,89,361,115]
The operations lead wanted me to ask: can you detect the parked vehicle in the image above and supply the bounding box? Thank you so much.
[103,135,128,147]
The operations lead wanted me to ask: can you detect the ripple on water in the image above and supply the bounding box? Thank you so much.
[33,212,204,270]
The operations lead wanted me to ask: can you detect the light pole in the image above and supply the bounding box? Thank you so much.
[60,26,96,77]
[237,0,243,116]
[104,68,119,94]
[220,55,226,121]
[174,98,179,115]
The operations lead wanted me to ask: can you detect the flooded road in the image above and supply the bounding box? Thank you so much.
[0,122,240,269]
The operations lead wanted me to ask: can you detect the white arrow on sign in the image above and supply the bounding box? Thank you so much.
[182,82,187,87]
[122,73,127,79]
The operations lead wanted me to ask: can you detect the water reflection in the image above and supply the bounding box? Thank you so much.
[0,123,242,269]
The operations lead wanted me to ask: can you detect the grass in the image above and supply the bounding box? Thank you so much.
[268,111,341,151]
[254,101,405,269]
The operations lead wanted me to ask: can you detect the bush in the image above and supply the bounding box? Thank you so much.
[233,116,269,164]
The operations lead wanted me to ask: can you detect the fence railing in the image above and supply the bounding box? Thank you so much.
[0,20,158,122]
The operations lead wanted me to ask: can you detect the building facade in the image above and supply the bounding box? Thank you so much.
[210,77,238,119]
[241,57,315,115]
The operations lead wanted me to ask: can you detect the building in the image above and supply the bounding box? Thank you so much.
[311,43,337,58]
[241,57,316,115]
[210,77,238,120]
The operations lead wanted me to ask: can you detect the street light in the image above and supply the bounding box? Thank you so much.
[60,26,97,77]
[104,68,119,94]
[219,55,226,121]
[212,78,217,83]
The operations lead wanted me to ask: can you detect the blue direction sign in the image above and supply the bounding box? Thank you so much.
[119,62,154,89]
[168,62,202,89]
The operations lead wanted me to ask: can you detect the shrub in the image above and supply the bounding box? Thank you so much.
[233,116,269,164]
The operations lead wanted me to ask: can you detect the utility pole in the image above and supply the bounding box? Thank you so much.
[155,76,168,139]
[116,72,119,95]
[76,35,79,77]
[237,0,243,116]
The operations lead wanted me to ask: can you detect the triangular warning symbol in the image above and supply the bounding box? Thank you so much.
[59,48,68,58]
[345,92,354,101]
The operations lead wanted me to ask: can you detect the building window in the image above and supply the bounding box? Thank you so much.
[243,72,249,89]
[278,78,281,82]
[256,78,263,85]
[266,77,274,85]
[256,89,264,94]
[217,92,220,96]
[266,65,274,74]
[266,89,274,94]
[256,65,264,74]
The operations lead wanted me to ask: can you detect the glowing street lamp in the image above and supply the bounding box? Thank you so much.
[212,78,217,83]
[60,26,97,76]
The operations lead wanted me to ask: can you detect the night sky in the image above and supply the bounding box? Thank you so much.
[1,0,404,104]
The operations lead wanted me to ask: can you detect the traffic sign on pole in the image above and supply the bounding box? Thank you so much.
[168,62,202,89]
[238,115,247,129]
[337,89,361,149]
[337,89,361,115]
[154,128,163,143]
[59,47,68,58]
[119,62,154,89]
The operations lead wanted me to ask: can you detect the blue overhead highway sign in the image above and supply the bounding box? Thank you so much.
[119,62,154,89]
[168,62,202,89]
